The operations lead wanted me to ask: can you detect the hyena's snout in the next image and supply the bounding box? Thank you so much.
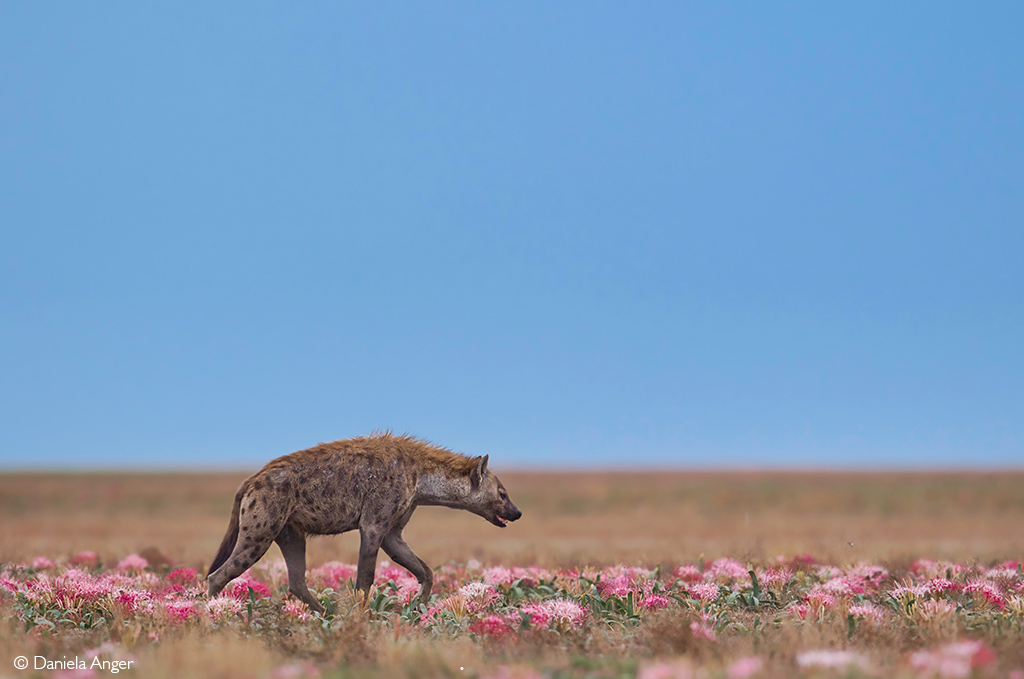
[496,499,522,526]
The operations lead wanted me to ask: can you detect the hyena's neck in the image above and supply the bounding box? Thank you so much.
[415,471,472,508]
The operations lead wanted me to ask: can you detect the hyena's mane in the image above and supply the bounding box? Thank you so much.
[320,431,480,477]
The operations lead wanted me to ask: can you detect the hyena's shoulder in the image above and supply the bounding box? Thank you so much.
[343,432,480,477]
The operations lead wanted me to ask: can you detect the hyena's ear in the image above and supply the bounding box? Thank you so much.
[470,455,489,489]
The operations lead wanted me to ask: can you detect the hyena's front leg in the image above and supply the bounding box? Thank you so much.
[355,526,385,600]
[382,531,433,602]
[274,525,324,614]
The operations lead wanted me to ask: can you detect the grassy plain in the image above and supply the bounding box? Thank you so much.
[2,470,1023,679]
[2,470,1022,568]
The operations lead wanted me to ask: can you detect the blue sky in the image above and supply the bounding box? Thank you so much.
[1,4,1021,469]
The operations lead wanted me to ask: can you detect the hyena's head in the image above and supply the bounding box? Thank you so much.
[466,455,522,528]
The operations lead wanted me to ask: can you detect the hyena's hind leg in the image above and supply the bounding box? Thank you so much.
[382,531,433,602]
[207,505,285,599]
[274,525,324,614]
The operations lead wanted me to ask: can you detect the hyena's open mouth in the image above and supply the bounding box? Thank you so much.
[492,507,521,527]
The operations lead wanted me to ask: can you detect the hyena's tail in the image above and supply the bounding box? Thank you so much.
[208,487,244,575]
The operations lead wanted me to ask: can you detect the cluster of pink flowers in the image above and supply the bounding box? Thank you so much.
[309,561,357,590]
[519,598,586,629]
[1,548,1022,679]
[848,601,888,624]
[726,656,763,679]
[705,558,751,586]
[755,566,792,589]
[910,640,995,678]
[796,649,871,672]
[459,582,501,606]
[469,613,518,639]
[0,554,276,628]
[687,581,719,604]
[689,613,717,641]
[637,659,695,679]
[225,573,273,600]
[482,565,553,588]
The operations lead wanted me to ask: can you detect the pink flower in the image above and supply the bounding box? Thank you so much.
[707,558,750,583]
[598,573,632,598]
[116,554,149,573]
[69,551,99,567]
[910,640,994,678]
[206,596,243,620]
[916,600,956,619]
[395,580,421,604]
[513,566,552,586]
[796,650,869,671]
[167,567,199,586]
[674,565,703,582]
[58,576,115,603]
[113,588,152,614]
[459,582,500,603]
[283,600,311,621]
[727,656,763,679]
[689,619,716,640]
[470,613,516,639]
[805,589,837,609]
[0,575,18,594]
[912,560,965,579]
[483,566,514,587]
[520,599,586,629]
[890,581,930,605]
[688,581,719,603]
[815,565,845,581]
[789,604,810,620]
[310,561,357,590]
[849,602,887,624]
[163,600,200,622]
[927,578,960,594]
[376,562,416,586]
[820,578,856,596]
[964,579,1005,608]
[982,566,1018,583]
[846,564,889,589]
[269,662,321,679]
[638,660,694,679]
[32,556,56,570]
[756,567,791,588]
[640,594,670,610]
[226,573,272,601]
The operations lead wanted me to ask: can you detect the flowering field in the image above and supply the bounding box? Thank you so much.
[3,551,1023,679]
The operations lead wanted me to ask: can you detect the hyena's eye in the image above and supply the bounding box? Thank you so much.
[499,489,508,500]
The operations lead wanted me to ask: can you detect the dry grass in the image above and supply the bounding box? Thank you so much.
[2,470,1022,569]
[3,470,1023,679]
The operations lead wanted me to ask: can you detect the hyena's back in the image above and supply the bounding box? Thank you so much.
[214,438,430,566]
[211,443,401,575]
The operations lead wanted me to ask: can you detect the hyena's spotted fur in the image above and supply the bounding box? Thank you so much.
[207,433,522,613]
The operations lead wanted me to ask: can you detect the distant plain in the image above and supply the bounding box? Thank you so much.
[4,470,1022,570]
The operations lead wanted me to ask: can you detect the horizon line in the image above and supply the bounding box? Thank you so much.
[1,464,1022,475]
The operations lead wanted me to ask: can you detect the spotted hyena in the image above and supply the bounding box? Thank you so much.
[206,432,522,613]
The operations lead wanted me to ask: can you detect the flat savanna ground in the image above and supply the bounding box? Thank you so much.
[3,470,1022,570]
[3,470,1024,679]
